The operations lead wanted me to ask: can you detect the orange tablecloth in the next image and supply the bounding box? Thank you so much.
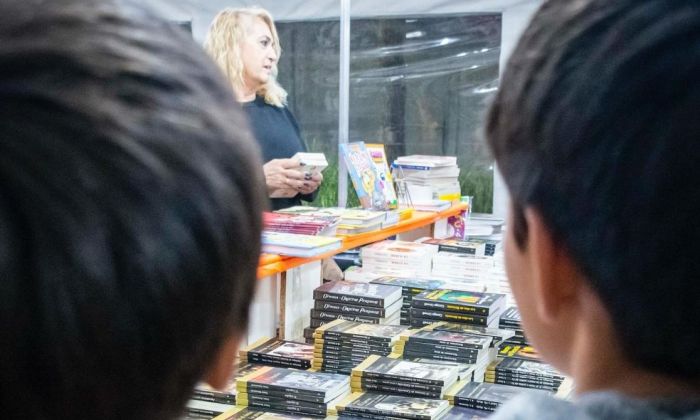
[257,203,466,278]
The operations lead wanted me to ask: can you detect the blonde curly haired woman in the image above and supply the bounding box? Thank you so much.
[204,7,323,210]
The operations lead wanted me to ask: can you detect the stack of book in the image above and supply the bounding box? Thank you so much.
[361,240,438,277]
[336,209,389,235]
[497,342,541,363]
[464,213,504,238]
[470,237,502,257]
[351,355,460,399]
[438,405,492,420]
[393,155,461,205]
[485,358,565,392]
[418,321,515,350]
[393,329,493,371]
[343,266,383,283]
[409,289,506,328]
[185,399,235,419]
[418,237,487,257]
[190,362,269,417]
[239,338,314,370]
[445,381,544,412]
[212,405,327,419]
[488,251,514,306]
[369,276,447,325]
[275,206,393,236]
[499,307,527,345]
[310,281,403,328]
[312,319,408,374]
[430,252,494,286]
[263,212,339,236]
[261,231,342,258]
[331,392,451,420]
[235,366,349,418]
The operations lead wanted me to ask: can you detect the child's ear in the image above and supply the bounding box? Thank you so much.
[204,334,242,389]
[524,208,580,324]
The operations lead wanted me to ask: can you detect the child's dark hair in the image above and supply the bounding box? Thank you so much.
[487,0,700,381]
[0,0,265,418]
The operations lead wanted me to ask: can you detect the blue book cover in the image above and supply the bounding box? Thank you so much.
[339,142,387,210]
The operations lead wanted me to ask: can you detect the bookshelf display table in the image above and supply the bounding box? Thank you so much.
[246,204,467,345]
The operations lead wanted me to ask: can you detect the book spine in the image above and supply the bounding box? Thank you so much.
[247,401,327,417]
[454,397,498,412]
[244,387,326,404]
[405,336,486,351]
[190,392,236,405]
[358,377,444,393]
[403,341,480,357]
[314,300,387,317]
[245,383,323,398]
[310,310,382,324]
[409,308,489,326]
[402,350,478,364]
[246,353,310,369]
[437,244,476,255]
[411,298,489,316]
[314,290,384,307]
[341,406,431,420]
[355,382,442,399]
[355,370,444,387]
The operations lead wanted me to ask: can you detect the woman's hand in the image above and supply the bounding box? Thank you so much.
[298,170,322,195]
[263,158,323,197]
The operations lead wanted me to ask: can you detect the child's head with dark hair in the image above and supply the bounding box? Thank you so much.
[487,0,700,398]
[0,0,265,418]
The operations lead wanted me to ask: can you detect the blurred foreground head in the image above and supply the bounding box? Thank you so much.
[488,0,700,385]
[0,0,265,418]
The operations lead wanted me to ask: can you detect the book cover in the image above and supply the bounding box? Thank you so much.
[496,342,540,362]
[352,355,458,386]
[424,322,514,346]
[394,155,457,168]
[412,290,505,316]
[452,382,525,405]
[340,142,387,210]
[370,276,446,292]
[336,392,449,420]
[365,143,398,209]
[213,406,319,420]
[236,366,349,401]
[438,405,491,420]
[402,330,492,350]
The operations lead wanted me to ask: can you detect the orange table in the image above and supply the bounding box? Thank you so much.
[257,203,467,278]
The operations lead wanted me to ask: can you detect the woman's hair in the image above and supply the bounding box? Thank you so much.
[204,7,288,107]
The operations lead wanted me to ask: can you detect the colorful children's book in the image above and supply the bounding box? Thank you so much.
[340,142,387,210]
[365,143,398,209]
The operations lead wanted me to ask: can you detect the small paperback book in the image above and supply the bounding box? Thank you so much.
[365,143,398,209]
[314,281,402,308]
[411,289,505,316]
[236,366,349,403]
[193,362,268,404]
[240,337,314,369]
[352,355,459,387]
[213,406,319,419]
[446,381,529,412]
[292,152,328,173]
[333,392,450,420]
[261,231,342,257]
[340,141,387,210]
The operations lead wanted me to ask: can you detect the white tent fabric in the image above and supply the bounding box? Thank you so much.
[143,0,543,216]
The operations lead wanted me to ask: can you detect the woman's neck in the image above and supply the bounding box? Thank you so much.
[235,83,257,103]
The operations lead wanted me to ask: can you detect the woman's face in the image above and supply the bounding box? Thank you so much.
[240,17,277,90]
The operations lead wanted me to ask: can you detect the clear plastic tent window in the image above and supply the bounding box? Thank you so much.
[277,14,501,211]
